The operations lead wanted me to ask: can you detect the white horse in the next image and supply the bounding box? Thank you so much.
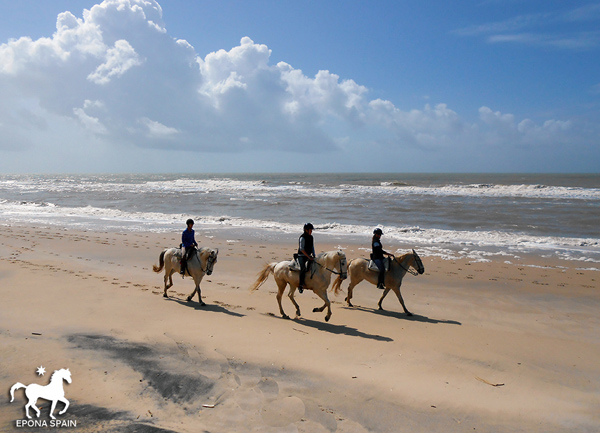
[338,250,424,315]
[249,251,347,322]
[10,368,71,420]
[153,246,218,305]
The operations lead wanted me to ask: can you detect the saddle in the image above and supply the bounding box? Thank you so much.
[368,256,391,273]
[290,254,315,277]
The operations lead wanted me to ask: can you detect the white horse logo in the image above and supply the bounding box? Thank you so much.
[9,368,72,419]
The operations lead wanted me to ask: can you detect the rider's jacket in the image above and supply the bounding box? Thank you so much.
[372,237,384,260]
[298,232,315,258]
[182,229,197,248]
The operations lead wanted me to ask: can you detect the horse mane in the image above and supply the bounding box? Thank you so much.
[50,369,69,380]
[394,252,411,262]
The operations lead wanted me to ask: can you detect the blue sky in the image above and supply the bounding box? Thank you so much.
[0,0,598,173]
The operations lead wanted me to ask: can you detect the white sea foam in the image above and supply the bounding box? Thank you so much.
[2,176,599,200]
[1,199,598,263]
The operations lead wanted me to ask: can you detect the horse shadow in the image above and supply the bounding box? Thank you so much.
[290,317,394,342]
[166,297,245,318]
[345,306,461,325]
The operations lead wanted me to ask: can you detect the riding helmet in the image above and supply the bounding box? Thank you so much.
[304,222,314,231]
[373,228,383,235]
[186,218,194,225]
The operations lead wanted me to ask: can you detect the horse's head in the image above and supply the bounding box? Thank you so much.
[205,248,218,275]
[412,249,425,275]
[337,250,348,280]
[53,368,72,384]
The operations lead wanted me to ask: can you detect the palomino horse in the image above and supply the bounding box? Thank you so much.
[338,250,424,315]
[249,251,347,322]
[10,368,71,420]
[153,247,218,305]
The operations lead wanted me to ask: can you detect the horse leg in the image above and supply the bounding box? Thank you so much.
[186,287,196,302]
[163,271,174,298]
[287,286,302,318]
[392,285,412,316]
[345,281,358,307]
[26,400,40,418]
[49,399,58,420]
[276,280,290,319]
[58,397,69,415]
[377,287,391,310]
[196,284,205,306]
[24,401,32,419]
[312,288,332,322]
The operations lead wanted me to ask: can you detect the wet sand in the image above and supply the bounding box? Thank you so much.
[0,224,598,432]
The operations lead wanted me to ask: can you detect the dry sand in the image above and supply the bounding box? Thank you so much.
[0,224,598,432]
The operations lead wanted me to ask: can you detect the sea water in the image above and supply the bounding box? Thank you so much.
[0,173,598,264]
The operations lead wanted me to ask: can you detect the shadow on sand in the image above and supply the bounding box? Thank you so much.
[289,317,394,342]
[165,297,245,317]
[345,305,461,325]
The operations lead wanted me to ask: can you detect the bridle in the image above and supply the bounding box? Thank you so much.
[315,252,348,279]
[195,248,218,275]
[394,249,424,276]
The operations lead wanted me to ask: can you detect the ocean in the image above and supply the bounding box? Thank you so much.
[1,173,598,265]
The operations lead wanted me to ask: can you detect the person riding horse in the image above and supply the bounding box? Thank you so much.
[297,223,316,294]
[180,218,198,276]
[372,228,394,289]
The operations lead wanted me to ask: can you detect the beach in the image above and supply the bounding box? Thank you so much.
[1,224,598,432]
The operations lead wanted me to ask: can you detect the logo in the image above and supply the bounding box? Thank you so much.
[9,366,76,428]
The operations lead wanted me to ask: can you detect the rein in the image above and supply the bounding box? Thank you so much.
[393,256,420,276]
[193,249,216,274]
[314,255,346,276]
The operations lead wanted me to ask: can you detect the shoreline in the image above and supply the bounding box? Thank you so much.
[1,224,599,432]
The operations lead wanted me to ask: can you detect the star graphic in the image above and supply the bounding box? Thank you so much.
[36,366,46,376]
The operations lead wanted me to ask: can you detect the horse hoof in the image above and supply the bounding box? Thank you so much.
[199,301,206,307]
[325,316,331,322]
[186,296,192,302]
[163,293,168,298]
[406,312,413,316]
[378,306,384,311]
[312,307,319,313]
[282,314,290,320]
[348,302,354,308]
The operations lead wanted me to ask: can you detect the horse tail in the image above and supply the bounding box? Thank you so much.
[10,383,26,402]
[152,249,166,273]
[249,263,276,292]
[331,274,344,296]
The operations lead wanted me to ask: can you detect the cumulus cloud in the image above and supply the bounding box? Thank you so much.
[0,0,596,170]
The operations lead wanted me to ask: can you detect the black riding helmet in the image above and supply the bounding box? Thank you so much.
[373,228,383,235]
[304,222,314,231]
[186,218,194,226]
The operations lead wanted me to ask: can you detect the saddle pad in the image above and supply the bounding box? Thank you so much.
[368,257,390,272]
[289,257,314,274]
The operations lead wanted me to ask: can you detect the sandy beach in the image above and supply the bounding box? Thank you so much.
[1,224,598,432]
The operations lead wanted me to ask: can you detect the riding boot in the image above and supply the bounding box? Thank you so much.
[180,259,187,277]
[377,270,385,290]
[299,271,305,294]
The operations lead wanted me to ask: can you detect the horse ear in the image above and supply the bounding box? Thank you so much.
[412,249,416,255]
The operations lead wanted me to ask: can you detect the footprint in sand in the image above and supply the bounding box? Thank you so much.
[261,396,305,427]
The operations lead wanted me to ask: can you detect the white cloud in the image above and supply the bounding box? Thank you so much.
[87,39,142,84]
[0,0,596,172]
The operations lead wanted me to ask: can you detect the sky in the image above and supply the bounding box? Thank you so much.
[0,0,599,173]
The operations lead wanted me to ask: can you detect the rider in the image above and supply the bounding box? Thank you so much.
[372,228,394,289]
[180,218,198,276]
[297,222,316,294]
